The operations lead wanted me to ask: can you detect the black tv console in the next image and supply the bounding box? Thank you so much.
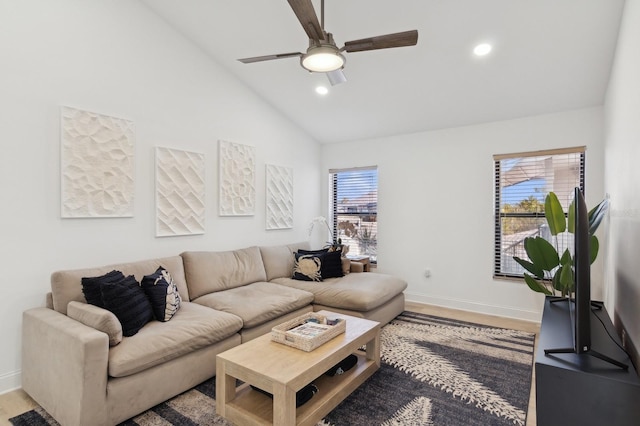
[535,296,640,426]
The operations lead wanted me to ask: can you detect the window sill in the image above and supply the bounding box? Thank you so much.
[493,275,525,283]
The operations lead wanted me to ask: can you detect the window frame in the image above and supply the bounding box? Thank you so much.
[329,166,378,264]
[493,147,585,280]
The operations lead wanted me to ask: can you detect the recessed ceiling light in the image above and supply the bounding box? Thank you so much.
[315,86,329,95]
[473,43,492,56]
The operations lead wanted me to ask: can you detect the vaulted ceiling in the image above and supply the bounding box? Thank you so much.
[142,0,625,144]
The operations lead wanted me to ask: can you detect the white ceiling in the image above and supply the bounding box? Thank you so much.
[141,0,625,144]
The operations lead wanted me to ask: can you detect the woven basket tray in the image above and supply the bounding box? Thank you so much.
[271,312,346,352]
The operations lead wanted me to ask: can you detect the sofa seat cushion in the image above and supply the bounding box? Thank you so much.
[192,282,314,328]
[108,302,242,378]
[271,272,407,312]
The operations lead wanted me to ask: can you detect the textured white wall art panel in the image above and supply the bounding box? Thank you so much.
[61,106,135,217]
[265,164,293,230]
[218,140,256,216]
[155,147,205,237]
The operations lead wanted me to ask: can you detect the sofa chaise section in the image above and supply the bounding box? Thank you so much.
[260,243,408,326]
[271,273,407,326]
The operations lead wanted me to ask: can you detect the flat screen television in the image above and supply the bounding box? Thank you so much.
[573,186,593,354]
[545,187,627,369]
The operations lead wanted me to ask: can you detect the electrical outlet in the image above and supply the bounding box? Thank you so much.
[424,269,431,278]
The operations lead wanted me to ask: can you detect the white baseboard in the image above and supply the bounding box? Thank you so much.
[405,292,542,323]
[0,370,21,395]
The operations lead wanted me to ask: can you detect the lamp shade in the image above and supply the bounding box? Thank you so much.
[301,46,345,72]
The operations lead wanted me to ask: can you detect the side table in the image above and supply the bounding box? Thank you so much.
[347,255,370,272]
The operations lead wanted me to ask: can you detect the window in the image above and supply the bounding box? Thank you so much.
[330,167,378,263]
[493,147,585,278]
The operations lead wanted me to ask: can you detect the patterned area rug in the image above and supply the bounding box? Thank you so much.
[11,311,535,426]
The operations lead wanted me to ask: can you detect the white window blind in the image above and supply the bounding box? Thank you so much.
[493,147,585,278]
[330,166,378,263]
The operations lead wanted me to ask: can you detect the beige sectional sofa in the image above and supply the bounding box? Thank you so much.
[21,241,407,426]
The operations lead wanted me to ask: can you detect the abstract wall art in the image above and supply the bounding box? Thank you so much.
[265,164,293,230]
[61,106,135,218]
[155,147,205,237]
[218,140,256,216]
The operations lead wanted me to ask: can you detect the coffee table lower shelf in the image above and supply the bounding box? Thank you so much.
[224,352,376,426]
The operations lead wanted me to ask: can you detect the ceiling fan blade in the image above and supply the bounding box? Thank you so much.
[287,0,324,42]
[327,69,347,86]
[343,30,418,53]
[238,52,303,64]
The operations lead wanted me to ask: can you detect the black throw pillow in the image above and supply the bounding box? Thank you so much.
[318,250,344,279]
[101,275,154,337]
[298,248,329,256]
[81,270,125,308]
[292,253,323,282]
[141,267,182,322]
[298,249,344,279]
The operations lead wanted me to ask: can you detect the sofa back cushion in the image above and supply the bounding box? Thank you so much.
[260,241,311,281]
[50,256,189,315]
[181,246,267,300]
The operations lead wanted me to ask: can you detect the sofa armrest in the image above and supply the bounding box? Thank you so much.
[22,307,109,426]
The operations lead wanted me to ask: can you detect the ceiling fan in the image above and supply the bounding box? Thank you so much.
[238,0,418,85]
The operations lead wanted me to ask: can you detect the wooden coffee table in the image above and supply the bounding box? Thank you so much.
[216,310,380,425]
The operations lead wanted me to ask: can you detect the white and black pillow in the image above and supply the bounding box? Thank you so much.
[100,275,154,337]
[292,253,323,282]
[141,267,182,322]
[81,270,125,308]
[298,249,344,280]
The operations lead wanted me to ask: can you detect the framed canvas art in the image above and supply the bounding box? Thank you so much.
[266,164,293,229]
[218,140,256,216]
[61,106,135,218]
[155,147,205,237]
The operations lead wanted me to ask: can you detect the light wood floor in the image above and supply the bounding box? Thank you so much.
[0,388,38,426]
[0,302,540,426]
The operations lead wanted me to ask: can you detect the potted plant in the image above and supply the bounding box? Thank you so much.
[513,192,608,296]
[308,216,348,253]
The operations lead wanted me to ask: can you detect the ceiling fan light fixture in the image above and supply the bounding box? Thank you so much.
[301,45,345,72]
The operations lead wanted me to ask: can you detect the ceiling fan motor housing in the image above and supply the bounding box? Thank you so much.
[301,33,345,73]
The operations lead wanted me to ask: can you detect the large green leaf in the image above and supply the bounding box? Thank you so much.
[553,269,563,293]
[524,274,552,295]
[559,262,574,293]
[560,248,572,265]
[567,199,576,234]
[524,236,560,271]
[588,199,609,235]
[590,235,599,264]
[514,256,545,280]
[545,192,566,236]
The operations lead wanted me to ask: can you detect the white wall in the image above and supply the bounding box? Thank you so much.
[604,0,640,353]
[322,108,605,322]
[0,0,320,393]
